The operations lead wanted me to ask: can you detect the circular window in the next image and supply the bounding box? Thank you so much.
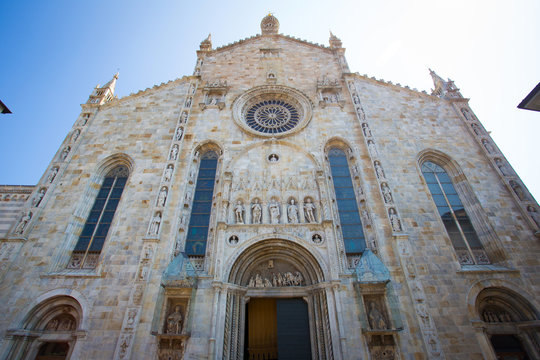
[246,100,299,134]
[232,86,313,137]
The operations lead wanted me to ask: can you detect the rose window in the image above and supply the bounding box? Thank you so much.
[245,100,299,134]
[232,86,313,137]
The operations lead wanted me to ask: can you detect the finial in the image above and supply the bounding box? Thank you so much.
[329,31,342,49]
[200,33,212,51]
[261,13,279,35]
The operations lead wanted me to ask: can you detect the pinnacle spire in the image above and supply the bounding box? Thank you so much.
[429,68,462,99]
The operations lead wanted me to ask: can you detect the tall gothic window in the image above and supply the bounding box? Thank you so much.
[69,165,129,268]
[328,148,366,254]
[421,161,489,265]
[185,151,218,256]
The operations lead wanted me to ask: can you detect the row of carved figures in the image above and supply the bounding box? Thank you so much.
[248,271,304,287]
[229,198,317,224]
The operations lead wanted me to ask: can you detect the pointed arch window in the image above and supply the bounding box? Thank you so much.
[185,151,218,256]
[328,148,366,254]
[421,161,489,265]
[69,165,129,269]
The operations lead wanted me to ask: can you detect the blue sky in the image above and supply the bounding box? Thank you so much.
[1,0,539,201]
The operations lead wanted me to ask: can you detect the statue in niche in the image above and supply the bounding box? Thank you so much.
[126,309,137,326]
[361,206,372,226]
[71,129,80,143]
[352,165,360,178]
[163,165,173,182]
[304,198,316,223]
[79,115,89,126]
[482,139,495,154]
[32,188,46,207]
[61,146,70,161]
[357,106,366,120]
[269,201,280,224]
[166,305,183,334]
[471,123,482,135]
[251,199,262,224]
[175,127,183,141]
[170,145,179,160]
[362,123,372,137]
[149,212,161,235]
[389,208,402,232]
[181,111,188,123]
[368,302,388,329]
[188,167,196,183]
[185,97,192,108]
[47,167,59,183]
[157,187,168,207]
[461,108,474,121]
[143,245,153,260]
[495,158,509,176]
[367,140,378,157]
[374,161,384,179]
[234,201,245,224]
[381,183,393,203]
[510,180,526,200]
[527,205,540,227]
[287,199,299,223]
[184,189,192,205]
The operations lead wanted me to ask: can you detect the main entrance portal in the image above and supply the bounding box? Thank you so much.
[246,298,311,360]
[222,239,335,360]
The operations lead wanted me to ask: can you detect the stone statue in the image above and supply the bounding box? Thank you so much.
[482,139,495,154]
[269,201,280,224]
[181,111,188,123]
[251,199,262,224]
[46,319,59,331]
[461,108,474,121]
[71,129,80,142]
[471,123,481,135]
[164,165,173,182]
[234,201,244,224]
[157,187,168,207]
[368,302,387,329]
[149,212,161,235]
[32,188,46,207]
[47,167,59,183]
[381,183,393,203]
[367,140,378,156]
[185,97,192,107]
[303,198,316,223]
[14,210,30,235]
[166,305,183,334]
[510,180,526,200]
[374,161,385,179]
[362,123,372,137]
[312,234,322,244]
[175,127,183,141]
[527,206,540,227]
[170,145,179,160]
[361,208,372,226]
[495,158,509,176]
[61,146,70,161]
[389,208,402,232]
[287,199,299,223]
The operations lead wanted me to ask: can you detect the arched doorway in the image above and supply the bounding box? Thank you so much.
[476,287,540,359]
[3,296,82,360]
[223,238,334,360]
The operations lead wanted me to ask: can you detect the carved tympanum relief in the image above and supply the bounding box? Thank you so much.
[244,259,306,288]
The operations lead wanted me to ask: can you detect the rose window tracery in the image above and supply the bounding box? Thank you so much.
[232,85,313,138]
[246,100,299,134]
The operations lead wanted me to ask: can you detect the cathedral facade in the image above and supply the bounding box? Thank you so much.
[1,15,539,360]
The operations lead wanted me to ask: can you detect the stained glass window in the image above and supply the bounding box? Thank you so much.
[185,151,218,256]
[421,161,489,265]
[329,148,365,254]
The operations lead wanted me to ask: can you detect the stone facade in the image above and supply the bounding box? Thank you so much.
[1,15,539,360]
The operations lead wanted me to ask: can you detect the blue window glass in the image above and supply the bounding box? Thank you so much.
[421,161,488,263]
[186,151,218,256]
[73,165,129,258]
[329,148,365,254]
